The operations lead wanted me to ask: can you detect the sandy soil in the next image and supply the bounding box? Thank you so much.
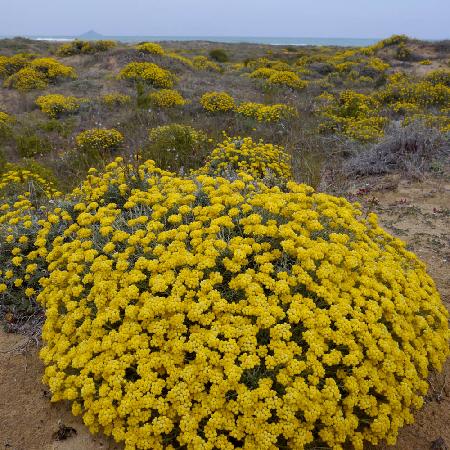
[1,174,449,450]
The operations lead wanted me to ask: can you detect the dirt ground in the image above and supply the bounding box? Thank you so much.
[1,174,449,450]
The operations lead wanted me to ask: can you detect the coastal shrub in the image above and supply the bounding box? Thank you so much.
[166,52,194,68]
[118,62,177,88]
[35,94,84,118]
[209,48,229,63]
[147,89,187,108]
[0,167,60,317]
[136,42,165,56]
[424,69,450,87]
[101,93,132,108]
[344,120,450,176]
[32,155,448,450]
[144,124,209,171]
[0,111,14,138]
[200,91,235,112]
[192,55,221,72]
[267,71,308,90]
[395,43,411,61]
[199,136,292,180]
[3,57,76,91]
[248,67,279,79]
[3,67,48,90]
[317,90,386,142]
[15,132,53,158]
[235,102,298,122]
[0,53,34,78]
[75,128,124,155]
[57,40,117,56]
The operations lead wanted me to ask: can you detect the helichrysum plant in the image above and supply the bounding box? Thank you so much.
[100,93,132,108]
[235,102,298,122]
[3,57,76,91]
[200,91,235,112]
[118,62,177,89]
[136,42,165,56]
[35,94,85,118]
[147,89,187,108]
[75,128,124,155]
[29,154,448,450]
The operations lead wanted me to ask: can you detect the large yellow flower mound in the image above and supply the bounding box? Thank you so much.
[37,159,448,450]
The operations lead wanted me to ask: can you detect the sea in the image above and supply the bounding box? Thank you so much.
[3,35,381,47]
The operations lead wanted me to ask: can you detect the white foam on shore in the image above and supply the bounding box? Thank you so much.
[34,37,74,42]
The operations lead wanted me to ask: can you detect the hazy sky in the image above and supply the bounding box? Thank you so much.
[1,0,449,39]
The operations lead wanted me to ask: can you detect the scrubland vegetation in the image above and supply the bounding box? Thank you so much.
[0,35,449,450]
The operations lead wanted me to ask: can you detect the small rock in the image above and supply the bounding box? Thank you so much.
[431,437,448,450]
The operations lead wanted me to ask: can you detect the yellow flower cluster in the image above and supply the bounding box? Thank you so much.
[0,111,14,126]
[192,55,221,72]
[317,90,387,142]
[0,53,33,78]
[0,132,449,449]
[266,71,308,90]
[147,89,187,108]
[424,69,450,87]
[235,102,298,122]
[248,67,308,90]
[199,136,292,180]
[165,52,194,68]
[118,62,177,89]
[57,40,117,56]
[136,42,165,55]
[35,94,85,118]
[376,72,450,109]
[24,154,446,450]
[0,168,60,315]
[2,57,77,91]
[101,93,132,108]
[200,91,235,112]
[75,128,124,154]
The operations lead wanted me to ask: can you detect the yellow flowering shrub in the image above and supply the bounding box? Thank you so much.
[145,124,209,171]
[0,168,61,316]
[3,67,48,90]
[27,154,447,450]
[0,53,34,78]
[317,90,386,142]
[136,42,165,55]
[199,136,292,180]
[192,55,221,72]
[0,111,14,137]
[118,62,177,88]
[3,57,77,91]
[235,102,298,122]
[200,91,235,112]
[376,72,450,108]
[147,89,187,108]
[166,52,194,68]
[248,67,278,79]
[101,93,132,108]
[424,69,450,87]
[75,129,124,154]
[57,40,117,56]
[266,71,308,90]
[35,94,84,118]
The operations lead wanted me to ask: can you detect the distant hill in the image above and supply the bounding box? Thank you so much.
[78,30,104,40]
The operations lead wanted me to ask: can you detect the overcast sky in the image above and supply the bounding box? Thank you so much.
[1,0,449,39]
